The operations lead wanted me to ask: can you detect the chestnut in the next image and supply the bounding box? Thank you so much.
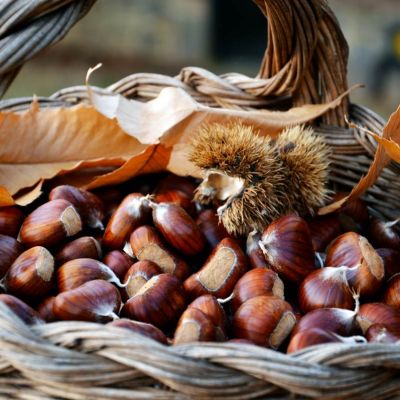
[259,215,316,284]
[108,319,168,344]
[365,323,400,344]
[292,307,360,337]
[49,185,104,229]
[121,273,186,330]
[298,266,355,313]
[246,231,269,269]
[287,328,366,353]
[307,214,342,252]
[368,217,400,250]
[377,248,400,279]
[197,209,231,249]
[103,250,135,280]
[325,232,385,297]
[0,206,24,237]
[103,193,151,250]
[184,238,247,300]
[0,294,44,325]
[232,295,296,348]
[357,303,400,334]
[188,294,228,340]
[150,202,206,256]
[130,225,189,280]
[4,246,55,300]
[155,174,196,198]
[55,236,102,265]
[36,296,57,322]
[384,274,400,308]
[173,308,216,345]
[53,280,121,322]
[20,199,82,248]
[57,258,124,292]
[0,234,24,278]
[123,260,161,299]
[333,193,369,228]
[231,268,284,313]
[154,190,195,216]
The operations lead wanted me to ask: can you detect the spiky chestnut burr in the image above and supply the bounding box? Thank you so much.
[189,123,330,235]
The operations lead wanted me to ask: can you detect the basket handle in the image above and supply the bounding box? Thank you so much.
[0,0,96,98]
[250,0,349,126]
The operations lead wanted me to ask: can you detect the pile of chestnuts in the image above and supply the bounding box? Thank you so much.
[1,173,400,352]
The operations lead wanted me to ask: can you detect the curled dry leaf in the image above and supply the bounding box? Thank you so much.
[0,83,356,206]
[319,105,400,215]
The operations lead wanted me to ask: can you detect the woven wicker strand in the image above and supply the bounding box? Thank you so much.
[0,0,96,98]
[0,303,400,400]
[0,0,400,399]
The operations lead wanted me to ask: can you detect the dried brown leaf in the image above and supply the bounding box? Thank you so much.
[0,83,356,206]
[91,86,357,146]
[0,101,147,203]
[319,105,400,215]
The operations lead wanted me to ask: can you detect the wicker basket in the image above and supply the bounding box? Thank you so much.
[0,1,400,399]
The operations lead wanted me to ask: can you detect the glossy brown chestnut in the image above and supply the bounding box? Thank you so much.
[20,199,82,248]
[287,328,365,353]
[155,174,197,198]
[259,215,316,284]
[231,268,284,313]
[365,323,400,344]
[57,258,124,292]
[232,295,296,349]
[325,232,385,297]
[108,319,168,344]
[55,236,102,265]
[368,217,400,250]
[188,294,228,340]
[0,206,24,237]
[4,246,54,300]
[292,307,360,337]
[377,248,400,279]
[123,260,162,299]
[0,294,44,325]
[154,190,195,215]
[151,202,206,256]
[49,185,104,229]
[357,303,400,334]
[173,308,216,345]
[36,296,57,322]
[130,225,190,280]
[121,273,186,330]
[246,231,269,269]
[307,214,342,252]
[384,274,400,308]
[103,193,151,250]
[298,266,355,313]
[91,186,124,220]
[53,280,121,322]
[0,234,24,278]
[184,238,247,300]
[103,250,135,280]
[333,193,369,227]
[197,209,230,249]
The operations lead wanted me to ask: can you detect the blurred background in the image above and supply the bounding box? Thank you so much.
[4,0,400,119]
